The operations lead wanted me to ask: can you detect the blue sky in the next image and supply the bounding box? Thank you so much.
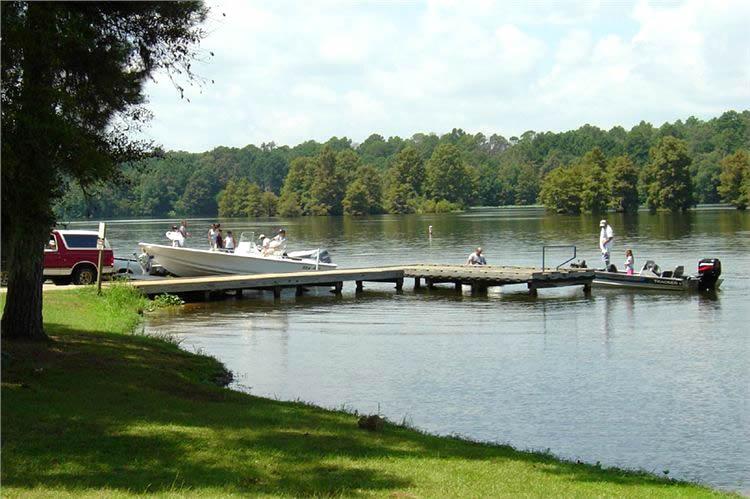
[141,0,750,152]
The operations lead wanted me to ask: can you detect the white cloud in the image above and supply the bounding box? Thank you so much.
[140,0,750,151]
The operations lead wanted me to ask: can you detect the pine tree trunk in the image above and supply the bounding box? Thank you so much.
[1,226,48,340]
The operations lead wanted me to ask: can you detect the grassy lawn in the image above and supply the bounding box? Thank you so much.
[1,286,730,497]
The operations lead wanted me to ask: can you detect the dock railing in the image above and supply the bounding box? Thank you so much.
[542,245,577,270]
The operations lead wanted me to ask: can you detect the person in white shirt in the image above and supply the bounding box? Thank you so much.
[466,247,487,265]
[599,219,614,269]
[224,230,236,252]
[207,224,217,250]
[268,229,287,255]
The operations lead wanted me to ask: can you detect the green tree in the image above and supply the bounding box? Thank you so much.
[278,157,314,215]
[217,179,245,217]
[242,182,263,217]
[277,191,303,217]
[643,137,694,212]
[383,146,425,213]
[307,146,345,215]
[179,169,219,216]
[384,183,416,214]
[691,152,722,203]
[608,155,640,212]
[390,146,425,194]
[539,165,583,214]
[260,190,279,216]
[424,144,472,204]
[335,149,362,184]
[514,164,540,205]
[579,148,610,214]
[1,2,207,340]
[718,150,750,209]
[343,165,383,215]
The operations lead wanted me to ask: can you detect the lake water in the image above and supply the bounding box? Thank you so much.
[71,207,750,492]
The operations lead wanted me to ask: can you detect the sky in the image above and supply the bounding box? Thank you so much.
[141,0,750,153]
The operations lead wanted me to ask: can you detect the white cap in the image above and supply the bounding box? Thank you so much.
[599,219,607,227]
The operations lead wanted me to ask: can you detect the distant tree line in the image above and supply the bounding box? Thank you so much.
[54,110,750,219]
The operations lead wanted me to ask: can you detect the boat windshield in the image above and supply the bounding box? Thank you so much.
[239,231,256,243]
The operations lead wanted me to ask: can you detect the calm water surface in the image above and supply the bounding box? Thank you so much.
[72,208,750,492]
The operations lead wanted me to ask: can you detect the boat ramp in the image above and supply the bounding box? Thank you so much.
[127,264,594,300]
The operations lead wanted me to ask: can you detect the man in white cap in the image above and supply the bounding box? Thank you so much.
[599,219,614,269]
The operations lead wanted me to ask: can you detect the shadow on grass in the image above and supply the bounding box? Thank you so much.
[1,323,713,496]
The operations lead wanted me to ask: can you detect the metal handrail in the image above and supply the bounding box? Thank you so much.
[542,245,577,270]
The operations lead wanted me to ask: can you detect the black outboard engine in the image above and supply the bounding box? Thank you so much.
[697,258,722,291]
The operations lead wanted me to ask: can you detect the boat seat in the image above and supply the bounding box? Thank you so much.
[673,265,684,278]
[641,260,660,274]
[661,270,673,278]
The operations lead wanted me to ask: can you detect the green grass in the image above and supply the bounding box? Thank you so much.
[1,286,731,497]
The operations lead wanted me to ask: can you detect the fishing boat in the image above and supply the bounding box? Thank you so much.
[592,258,722,291]
[138,232,336,277]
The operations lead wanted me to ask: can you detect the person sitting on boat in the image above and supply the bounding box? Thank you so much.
[466,247,486,265]
[599,219,614,269]
[624,249,634,276]
[267,229,287,255]
[257,233,272,254]
[224,231,236,253]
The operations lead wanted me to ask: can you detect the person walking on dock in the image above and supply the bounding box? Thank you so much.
[599,219,614,269]
[466,247,487,265]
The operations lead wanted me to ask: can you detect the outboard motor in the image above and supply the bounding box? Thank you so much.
[697,258,721,291]
[317,249,333,264]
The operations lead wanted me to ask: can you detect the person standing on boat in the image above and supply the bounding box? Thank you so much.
[624,249,634,275]
[179,220,190,242]
[215,228,224,250]
[599,219,614,269]
[224,231,236,252]
[466,247,487,265]
[208,224,217,249]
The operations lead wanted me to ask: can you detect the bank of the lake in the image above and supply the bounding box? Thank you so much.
[0,287,730,497]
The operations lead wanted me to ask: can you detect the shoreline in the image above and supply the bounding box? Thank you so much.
[1,286,732,497]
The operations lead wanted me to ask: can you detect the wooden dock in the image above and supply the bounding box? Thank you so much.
[127,264,594,299]
[404,264,594,296]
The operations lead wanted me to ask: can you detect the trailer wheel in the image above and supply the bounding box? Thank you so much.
[72,265,97,285]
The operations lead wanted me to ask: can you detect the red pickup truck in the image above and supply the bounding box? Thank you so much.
[45,230,115,285]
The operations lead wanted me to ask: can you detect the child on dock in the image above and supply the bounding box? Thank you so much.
[625,249,634,275]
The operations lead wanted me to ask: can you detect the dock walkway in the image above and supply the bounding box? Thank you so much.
[127,264,594,299]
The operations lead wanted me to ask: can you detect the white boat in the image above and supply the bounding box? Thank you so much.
[592,258,722,292]
[138,232,336,277]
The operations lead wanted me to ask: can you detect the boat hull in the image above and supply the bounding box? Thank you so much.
[139,243,336,277]
[592,271,722,291]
